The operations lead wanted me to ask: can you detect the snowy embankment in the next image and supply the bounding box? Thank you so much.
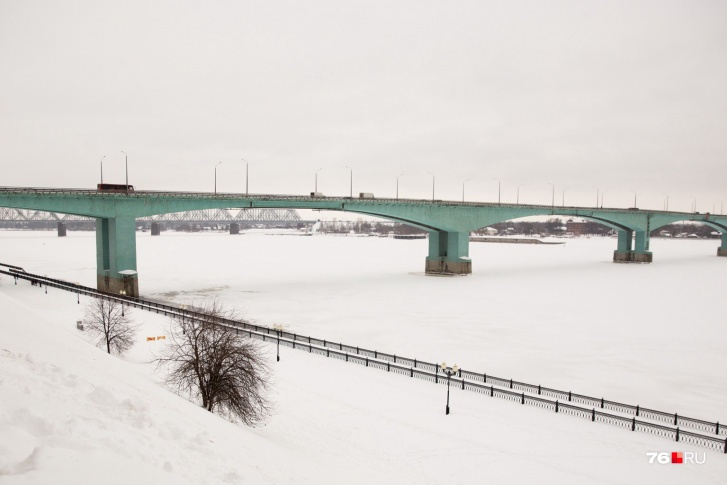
[1,230,726,484]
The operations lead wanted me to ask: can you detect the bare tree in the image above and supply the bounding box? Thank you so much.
[157,301,271,426]
[83,298,138,355]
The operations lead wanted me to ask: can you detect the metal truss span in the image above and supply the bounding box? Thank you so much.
[0,207,303,223]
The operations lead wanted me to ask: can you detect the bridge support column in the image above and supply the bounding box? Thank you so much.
[613,229,652,263]
[425,231,472,274]
[96,217,139,297]
[718,233,727,257]
[57,222,67,237]
[151,222,161,236]
[230,222,240,235]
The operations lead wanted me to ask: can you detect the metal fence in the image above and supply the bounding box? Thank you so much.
[2,263,725,454]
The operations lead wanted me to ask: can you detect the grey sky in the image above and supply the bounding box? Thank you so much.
[1,0,726,212]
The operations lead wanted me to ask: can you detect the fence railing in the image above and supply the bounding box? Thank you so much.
[2,264,725,454]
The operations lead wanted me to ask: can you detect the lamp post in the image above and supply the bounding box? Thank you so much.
[492,178,500,205]
[517,184,525,204]
[120,151,129,194]
[547,183,555,208]
[600,189,608,208]
[242,158,249,196]
[345,166,353,198]
[214,162,222,194]
[100,155,105,184]
[272,323,284,362]
[440,361,459,415]
[120,289,126,316]
[633,190,638,208]
[691,197,697,213]
[562,187,569,207]
[462,179,471,202]
[663,194,670,211]
[396,173,405,200]
[427,172,435,201]
[593,187,599,208]
[315,168,323,193]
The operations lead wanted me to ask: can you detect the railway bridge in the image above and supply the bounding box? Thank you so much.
[1,187,725,297]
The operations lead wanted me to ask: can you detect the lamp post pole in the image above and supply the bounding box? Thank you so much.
[215,162,222,194]
[517,184,525,205]
[633,190,638,208]
[242,158,249,196]
[492,178,500,205]
[396,173,404,200]
[562,187,569,207]
[315,168,322,193]
[100,155,105,184]
[462,179,471,202]
[440,362,459,415]
[427,172,435,201]
[548,183,554,208]
[345,166,353,198]
[120,151,128,194]
[664,194,669,211]
[600,189,608,208]
[593,187,599,208]
[272,323,284,362]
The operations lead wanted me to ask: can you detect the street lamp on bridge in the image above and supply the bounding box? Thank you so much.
[517,184,525,205]
[315,168,323,193]
[396,173,405,200]
[345,166,353,198]
[462,179,471,202]
[492,178,500,205]
[547,183,555,208]
[593,187,599,208]
[100,155,105,184]
[427,172,435,201]
[214,162,223,194]
[562,187,569,207]
[120,151,129,194]
[600,189,608,208]
[242,158,249,196]
[440,361,459,415]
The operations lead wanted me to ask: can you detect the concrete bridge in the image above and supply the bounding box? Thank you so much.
[1,187,725,297]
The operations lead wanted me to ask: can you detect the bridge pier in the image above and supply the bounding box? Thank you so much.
[719,233,727,256]
[57,222,67,237]
[425,230,472,274]
[96,217,139,297]
[613,229,652,263]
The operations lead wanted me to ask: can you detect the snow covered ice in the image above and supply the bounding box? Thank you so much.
[1,229,726,484]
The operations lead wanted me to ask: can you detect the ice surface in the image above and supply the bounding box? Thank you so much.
[1,229,726,484]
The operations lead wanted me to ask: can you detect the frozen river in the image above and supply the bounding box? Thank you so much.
[2,229,725,420]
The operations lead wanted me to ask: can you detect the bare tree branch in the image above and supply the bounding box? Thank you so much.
[156,300,271,426]
[83,298,138,355]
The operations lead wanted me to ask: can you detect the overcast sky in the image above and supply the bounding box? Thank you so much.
[1,0,726,212]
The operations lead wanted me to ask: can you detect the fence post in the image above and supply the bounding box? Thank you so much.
[724,436,726,454]
[414,358,417,368]
[326,348,329,357]
[592,408,595,422]
[675,427,680,442]
[521,393,524,404]
[462,379,465,390]
[490,385,494,397]
[555,400,559,413]
[538,384,541,395]
[601,397,604,409]
[345,353,348,362]
[631,417,636,431]
[309,344,312,353]
[717,422,720,435]
[357,346,359,354]
[394,354,396,363]
[294,333,297,341]
[375,350,377,358]
[387,362,390,372]
[674,413,678,425]
[458,368,462,378]
[484,373,487,384]
[410,367,413,377]
[636,405,639,417]
[366,357,369,367]
[435,372,438,384]
[568,391,572,402]
[339,342,342,350]
[509,379,513,389]
[324,339,326,346]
